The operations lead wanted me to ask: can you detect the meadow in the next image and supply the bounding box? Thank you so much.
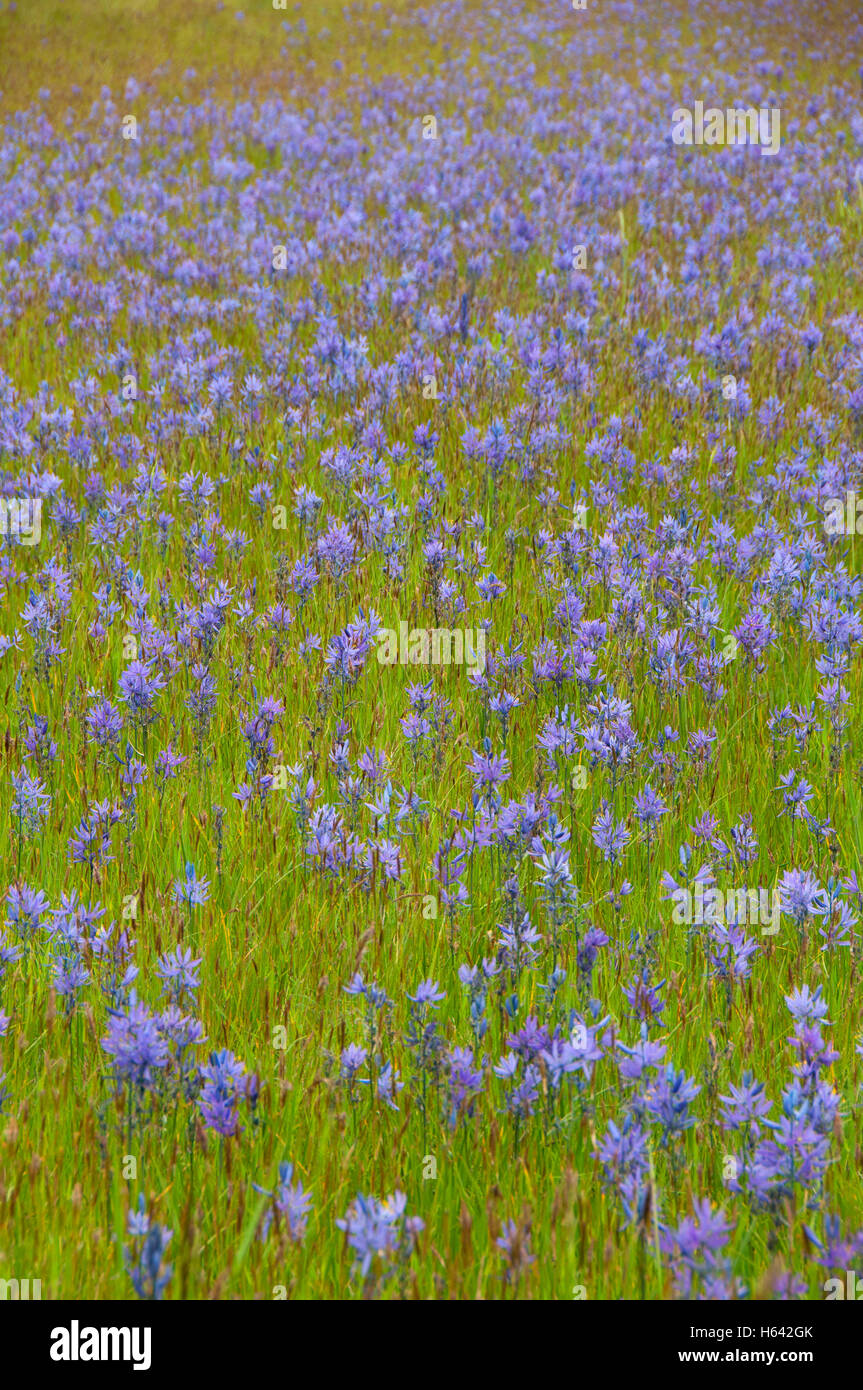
[1,0,863,1300]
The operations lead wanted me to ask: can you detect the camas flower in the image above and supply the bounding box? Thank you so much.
[336,1191,423,1282]
[172,864,210,908]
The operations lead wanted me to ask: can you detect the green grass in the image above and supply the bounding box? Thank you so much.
[0,0,862,1301]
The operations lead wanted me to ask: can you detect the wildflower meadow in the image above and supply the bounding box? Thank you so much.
[2,0,863,1335]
